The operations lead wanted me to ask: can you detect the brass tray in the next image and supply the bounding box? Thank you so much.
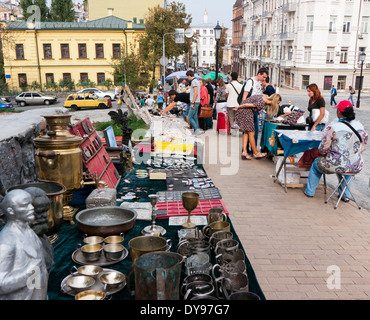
[61,268,126,297]
[72,247,128,266]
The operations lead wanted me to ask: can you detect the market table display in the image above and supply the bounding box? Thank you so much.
[260,120,308,156]
[273,130,326,192]
[45,115,265,300]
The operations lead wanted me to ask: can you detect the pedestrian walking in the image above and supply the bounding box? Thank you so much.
[157,91,165,109]
[348,86,355,105]
[330,85,337,106]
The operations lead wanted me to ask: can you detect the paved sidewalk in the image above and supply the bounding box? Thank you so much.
[202,130,370,300]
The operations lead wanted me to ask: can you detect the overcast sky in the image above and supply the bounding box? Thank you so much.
[178,0,233,29]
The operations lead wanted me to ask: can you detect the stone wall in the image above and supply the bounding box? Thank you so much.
[0,108,69,201]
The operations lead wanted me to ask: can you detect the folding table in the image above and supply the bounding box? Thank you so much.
[273,130,326,193]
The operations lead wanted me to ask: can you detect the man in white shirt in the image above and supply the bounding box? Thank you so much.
[242,67,268,154]
[145,96,155,111]
[226,72,243,128]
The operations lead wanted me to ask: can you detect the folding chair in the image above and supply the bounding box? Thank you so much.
[325,173,361,210]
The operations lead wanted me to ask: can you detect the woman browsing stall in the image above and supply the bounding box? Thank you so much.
[234,94,280,160]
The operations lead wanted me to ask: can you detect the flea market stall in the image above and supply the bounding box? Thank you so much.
[0,108,265,301]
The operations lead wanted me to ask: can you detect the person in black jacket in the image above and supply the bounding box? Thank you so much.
[205,79,214,129]
[161,90,190,115]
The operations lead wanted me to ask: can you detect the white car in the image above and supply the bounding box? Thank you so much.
[76,88,116,101]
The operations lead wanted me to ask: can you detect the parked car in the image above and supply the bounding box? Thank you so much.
[0,96,11,103]
[0,98,14,110]
[63,92,112,111]
[76,88,116,100]
[15,92,57,106]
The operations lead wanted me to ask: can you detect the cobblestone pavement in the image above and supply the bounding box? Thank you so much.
[199,90,370,299]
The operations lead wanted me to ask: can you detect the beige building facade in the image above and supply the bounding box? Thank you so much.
[3,15,145,90]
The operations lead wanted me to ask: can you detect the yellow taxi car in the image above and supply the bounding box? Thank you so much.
[64,93,112,111]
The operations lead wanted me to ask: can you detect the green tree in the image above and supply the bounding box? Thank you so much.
[20,0,50,22]
[139,2,193,85]
[111,44,151,92]
[49,0,75,22]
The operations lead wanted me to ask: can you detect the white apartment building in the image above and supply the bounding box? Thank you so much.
[240,0,370,92]
[191,9,232,70]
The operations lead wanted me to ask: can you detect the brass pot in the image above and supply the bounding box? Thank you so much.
[34,115,83,191]
[129,236,172,262]
[7,180,66,236]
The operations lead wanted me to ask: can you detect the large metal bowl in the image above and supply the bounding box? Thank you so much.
[75,206,137,237]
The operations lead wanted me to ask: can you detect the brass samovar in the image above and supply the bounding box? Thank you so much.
[34,114,83,223]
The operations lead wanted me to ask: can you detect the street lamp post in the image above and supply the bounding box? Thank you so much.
[356,51,366,108]
[214,22,222,81]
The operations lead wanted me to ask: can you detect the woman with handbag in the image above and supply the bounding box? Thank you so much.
[198,79,212,130]
[306,83,326,131]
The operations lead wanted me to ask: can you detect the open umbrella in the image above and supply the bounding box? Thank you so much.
[202,72,229,81]
[165,71,200,83]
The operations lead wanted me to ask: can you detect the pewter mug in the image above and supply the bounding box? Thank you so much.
[215,239,240,257]
[209,230,233,249]
[185,253,210,275]
[202,221,230,238]
[207,207,227,224]
[183,281,215,300]
[181,273,214,296]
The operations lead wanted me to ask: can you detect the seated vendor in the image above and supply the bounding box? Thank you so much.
[161,90,190,116]
[304,100,368,201]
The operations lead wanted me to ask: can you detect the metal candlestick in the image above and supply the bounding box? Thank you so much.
[142,194,166,236]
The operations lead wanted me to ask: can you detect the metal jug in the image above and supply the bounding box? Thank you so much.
[127,251,184,300]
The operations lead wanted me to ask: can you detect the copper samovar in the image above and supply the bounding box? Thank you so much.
[34,114,83,223]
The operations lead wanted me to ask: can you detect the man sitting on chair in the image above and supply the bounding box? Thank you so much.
[304,100,368,201]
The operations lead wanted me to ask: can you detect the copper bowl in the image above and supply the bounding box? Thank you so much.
[75,206,137,237]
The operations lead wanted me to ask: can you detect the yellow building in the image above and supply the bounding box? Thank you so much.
[3,14,145,90]
[87,0,162,22]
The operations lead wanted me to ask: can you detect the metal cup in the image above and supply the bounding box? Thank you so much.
[215,239,240,256]
[83,235,104,245]
[209,230,233,249]
[104,234,124,245]
[103,243,125,260]
[129,236,172,262]
[183,281,215,300]
[81,244,103,262]
[181,273,214,296]
[185,253,210,275]
[202,221,230,238]
[208,207,227,224]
